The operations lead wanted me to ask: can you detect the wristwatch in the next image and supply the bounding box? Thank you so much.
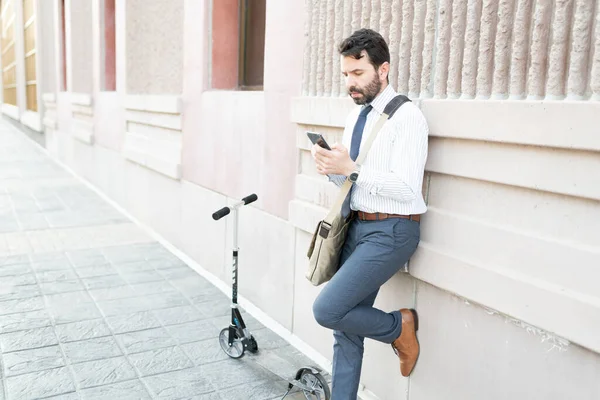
[348,165,361,183]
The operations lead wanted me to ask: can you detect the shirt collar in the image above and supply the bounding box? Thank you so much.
[366,84,397,115]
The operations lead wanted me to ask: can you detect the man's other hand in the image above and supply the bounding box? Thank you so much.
[314,143,355,176]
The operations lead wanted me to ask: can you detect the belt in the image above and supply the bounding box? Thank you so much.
[355,211,421,222]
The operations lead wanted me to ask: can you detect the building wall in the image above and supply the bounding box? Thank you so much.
[17,0,600,399]
[290,0,600,398]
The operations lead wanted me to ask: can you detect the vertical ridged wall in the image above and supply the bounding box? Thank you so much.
[302,0,600,101]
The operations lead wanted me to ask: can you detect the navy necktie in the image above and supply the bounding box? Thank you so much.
[349,105,372,161]
[342,105,372,218]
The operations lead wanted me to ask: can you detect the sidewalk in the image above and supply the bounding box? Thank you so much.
[0,120,320,399]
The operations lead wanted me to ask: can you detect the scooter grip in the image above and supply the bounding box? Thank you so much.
[242,194,258,205]
[212,207,230,220]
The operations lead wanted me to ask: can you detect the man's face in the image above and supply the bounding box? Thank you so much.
[341,51,385,105]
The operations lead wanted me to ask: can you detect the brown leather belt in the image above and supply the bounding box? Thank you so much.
[356,211,421,222]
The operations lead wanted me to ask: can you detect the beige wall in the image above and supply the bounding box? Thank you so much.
[125,0,183,95]
[292,0,600,398]
[67,0,93,94]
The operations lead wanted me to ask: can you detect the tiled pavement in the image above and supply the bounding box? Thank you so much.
[0,122,324,399]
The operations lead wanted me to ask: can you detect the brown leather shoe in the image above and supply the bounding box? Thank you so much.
[391,308,420,377]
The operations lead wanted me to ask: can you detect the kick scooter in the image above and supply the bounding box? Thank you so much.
[212,194,331,400]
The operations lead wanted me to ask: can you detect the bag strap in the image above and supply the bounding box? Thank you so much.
[324,95,411,224]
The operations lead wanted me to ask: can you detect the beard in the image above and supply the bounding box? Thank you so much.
[348,74,382,105]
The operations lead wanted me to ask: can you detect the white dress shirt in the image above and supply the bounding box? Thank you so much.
[329,84,429,215]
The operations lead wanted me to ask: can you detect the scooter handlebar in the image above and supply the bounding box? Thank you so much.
[212,194,257,220]
[242,193,258,205]
[212,207,230,220]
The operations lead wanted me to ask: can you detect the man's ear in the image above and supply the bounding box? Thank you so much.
[379,62,390,81]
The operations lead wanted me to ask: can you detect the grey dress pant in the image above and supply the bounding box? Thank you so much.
[312,216,420,399]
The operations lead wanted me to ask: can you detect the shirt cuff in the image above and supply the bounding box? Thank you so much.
[328,173,346,187]
[355,165,380,195]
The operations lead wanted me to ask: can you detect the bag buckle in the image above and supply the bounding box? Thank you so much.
[318,222,331,239]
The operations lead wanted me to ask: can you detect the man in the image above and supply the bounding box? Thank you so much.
[311,28,428,398]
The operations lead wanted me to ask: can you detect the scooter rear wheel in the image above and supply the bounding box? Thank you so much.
[299,369,330,400]
[219,327,245,359]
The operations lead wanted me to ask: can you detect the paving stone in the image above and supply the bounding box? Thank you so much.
[181,339,230,366]
[46,290,93,305]
[0,296,45,315]
[165,320,220,345]
[102,246,146,264]
[81,274,127,290]
[49,301,102,325]
[66,249,109,268]
[105,311,162,334]
[0,309,52,334]
[63,337,122,364]
[146,256,187,270]
[195,299,231,319]
[0,254,29,265]
[3,345,65,377]
[117,327,176,354]
[128,346,193,376]
[96,296,152,317]
[55,319,111,343]
[75,264,118,279]
[0,326,58,353]
[44,393,80,400]
[40,279,86,295]
[153,305,206,327]
[215,379,290,400]
[207,312,266,333]
[88,285,136,302]
[199,358,276,392]
[31,258,73,272]
[0,283,40,302]
[130,280,177,296]
[158,266,198,280]
[36,268,78,283]
[112,260,155,273]
[71,356,136,389]
[143,367,214,399]
[1,273,37,286]
[0,263,31,277]
[144,291,190,310]
[121,270,165,285]
[5,366,75,400]
[186,285,227,305]
[246,329,290,351]
[18,213,50,230]
[80,379,151,400]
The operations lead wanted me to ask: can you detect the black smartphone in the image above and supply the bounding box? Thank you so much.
[306,131,332,150]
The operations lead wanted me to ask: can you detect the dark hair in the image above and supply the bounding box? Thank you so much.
[338,28,390,70]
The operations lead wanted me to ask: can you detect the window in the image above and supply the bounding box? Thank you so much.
[103,0,115,91]
[1,0,17,105]
[60,0,66,91]
[23,0,36,111]
[211,0,265,90]
[238,0,265,89]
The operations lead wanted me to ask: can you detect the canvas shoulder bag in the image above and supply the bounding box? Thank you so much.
[306,95,411,286]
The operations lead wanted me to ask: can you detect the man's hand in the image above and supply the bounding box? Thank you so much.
[313,143,355,176]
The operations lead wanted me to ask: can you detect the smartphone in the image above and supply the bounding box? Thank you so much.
[306,131,332,151]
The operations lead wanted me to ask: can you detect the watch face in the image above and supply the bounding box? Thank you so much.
[350,172,358,182]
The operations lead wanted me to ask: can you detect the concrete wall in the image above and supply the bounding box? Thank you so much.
[39,0,600,399]
[291,0,600,398]
[125,0,184,95]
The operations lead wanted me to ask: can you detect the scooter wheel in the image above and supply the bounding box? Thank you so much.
[219,328,245,359]
[247,336,258,353]
[299,369,330,400]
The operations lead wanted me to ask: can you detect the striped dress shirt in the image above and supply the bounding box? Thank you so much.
[329,84,429,215]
